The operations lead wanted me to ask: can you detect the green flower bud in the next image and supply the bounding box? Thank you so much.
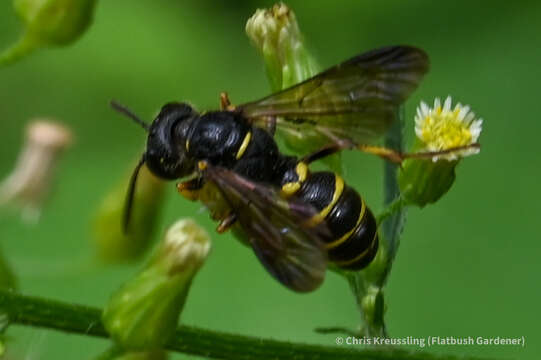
[92,164,166,263]
[246,3,341,172]
[1,0,97,66]
[102,219,211,351]
[246,3,318,91]
[398,157,457,207]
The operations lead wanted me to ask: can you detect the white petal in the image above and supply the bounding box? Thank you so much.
[470,119,483,141]
[464,111,476,124]
[434,97,441,109]
[416,106,423,119]
[420,101,429,116]
[443,96,452,112]
[458,105,470,121]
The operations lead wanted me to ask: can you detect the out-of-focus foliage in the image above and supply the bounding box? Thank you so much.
[0,253,17,290]
[1,0,97,65]
[93,164,166,262]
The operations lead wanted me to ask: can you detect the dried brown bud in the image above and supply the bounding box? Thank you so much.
[0,120,73,222]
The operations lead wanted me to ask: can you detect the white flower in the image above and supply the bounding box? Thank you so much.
[415,96,482,161]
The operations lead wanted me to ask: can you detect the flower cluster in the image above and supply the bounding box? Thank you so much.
[399,96,483,207]
[415,96,482,161]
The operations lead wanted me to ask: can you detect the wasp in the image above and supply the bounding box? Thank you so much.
[113,46,430,292]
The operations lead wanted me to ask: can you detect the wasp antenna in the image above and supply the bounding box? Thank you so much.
[111,100,150,131]
[123,155,146,234]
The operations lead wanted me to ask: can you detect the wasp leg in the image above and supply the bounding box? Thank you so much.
[314,126,403,163]
[216,212,237,233]
[402,143,481,160]
[314,126,478,164]
[176,177,204,201]
[356,144,405,164]
[220,92,236,111]
[302,144,343,164]
[357,143,482,163]
[315,128,480,164]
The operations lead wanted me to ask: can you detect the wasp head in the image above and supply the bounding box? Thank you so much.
[145,102,197,180]
[111,100,199,232]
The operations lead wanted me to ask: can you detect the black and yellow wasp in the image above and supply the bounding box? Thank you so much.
[113,46,429,292]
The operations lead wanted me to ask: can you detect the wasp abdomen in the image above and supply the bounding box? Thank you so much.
[282,167,379,270]
[326,188,379,270]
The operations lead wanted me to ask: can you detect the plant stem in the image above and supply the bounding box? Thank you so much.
[381,105,407,273]
[0,289,492,360]
[0,34,37,67]
[344,106,408,337]
[377,197,405,227]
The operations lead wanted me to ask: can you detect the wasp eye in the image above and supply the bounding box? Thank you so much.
[145,151,183,180]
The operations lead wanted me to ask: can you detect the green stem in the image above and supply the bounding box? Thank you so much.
[381,105,407,271]
[377,197,405,226]
[344,106,408,338]
[0,33,38,67]
[0,289,492,360]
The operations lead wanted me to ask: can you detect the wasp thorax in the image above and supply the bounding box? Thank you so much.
[145,103,197,180]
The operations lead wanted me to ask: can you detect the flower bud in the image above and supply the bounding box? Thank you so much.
[399,156,458,207]
[246,3,340,168]
[102,219,211,351]
[1,0,97,66]
[92,163,166,263]
[0,120,73,223]
[246,3,318,91]
[399,96,482,207]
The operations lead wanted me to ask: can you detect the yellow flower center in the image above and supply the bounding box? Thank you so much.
[420,107,472,150]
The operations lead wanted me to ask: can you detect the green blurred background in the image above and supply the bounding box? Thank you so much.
[1,0,540,359]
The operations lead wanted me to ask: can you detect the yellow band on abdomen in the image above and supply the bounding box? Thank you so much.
[325,197,366,250]
[305,174,344,227]
[280,162,309,197]
[333,230,378,267]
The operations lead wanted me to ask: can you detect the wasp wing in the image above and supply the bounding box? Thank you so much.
[238,45,429,145]
[204,165,328,292]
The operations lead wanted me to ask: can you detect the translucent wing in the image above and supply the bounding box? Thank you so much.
[238,45,429,145]
[204,165,328,292]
